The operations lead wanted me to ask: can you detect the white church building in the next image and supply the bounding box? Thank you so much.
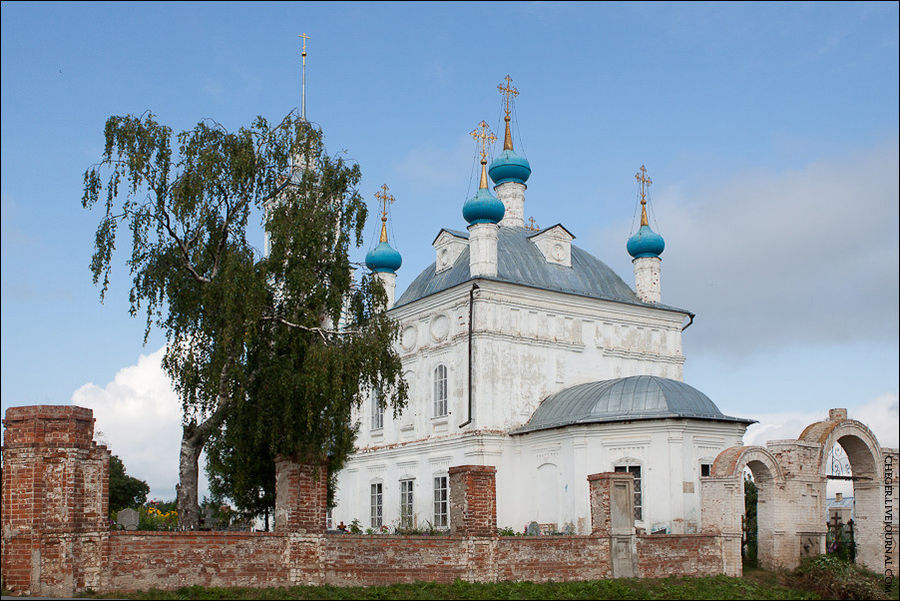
[332,82,753,536]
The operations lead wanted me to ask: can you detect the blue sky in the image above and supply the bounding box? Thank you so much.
[2,2,898,499]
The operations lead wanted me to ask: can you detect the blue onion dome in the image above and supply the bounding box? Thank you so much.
[489,149,531,185]
[365,241,402,273]
[627,225,665,259]
[463,187,505,225]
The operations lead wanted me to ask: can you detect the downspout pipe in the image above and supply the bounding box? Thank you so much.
[459,282,478,428]
[681,312,695,332]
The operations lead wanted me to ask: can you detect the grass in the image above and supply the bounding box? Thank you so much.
[71,574,818,600]
[7,556,895,600]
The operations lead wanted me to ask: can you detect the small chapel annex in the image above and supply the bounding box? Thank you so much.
[332,78,754,535]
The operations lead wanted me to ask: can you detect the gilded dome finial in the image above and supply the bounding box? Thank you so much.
[298,33,311,121]
[635,165,652,227]
[469,120,496,190]
[374,183,395,243]
[497,75,519,151]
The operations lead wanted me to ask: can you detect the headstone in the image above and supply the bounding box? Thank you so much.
[116,507,139,531]
[201,505,216,529]
[525,521,540,536]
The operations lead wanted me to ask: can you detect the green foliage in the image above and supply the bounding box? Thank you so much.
[84,111,407,526]
[791,555,893,600]
[348,518,362,534]
[74,573,821,599]
[108,454,150,514]
[137,501,179,531]
[743,473,758,564]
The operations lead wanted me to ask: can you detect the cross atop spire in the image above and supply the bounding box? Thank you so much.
[470,121,496,189]
[635,165,652,227]
[298,33,311,121]
[374,184,395,243]
[497,75,519,151]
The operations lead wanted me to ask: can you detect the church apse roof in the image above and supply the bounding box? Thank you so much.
[514,375,755,434]
[394,227,688,313]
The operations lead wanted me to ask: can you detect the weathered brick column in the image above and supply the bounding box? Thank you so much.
[273,456,327,533]
[1,405,109,596]
[449,465,496,536]
[588,472,636,577]
[767,439,828,569]
[699,475,743,576]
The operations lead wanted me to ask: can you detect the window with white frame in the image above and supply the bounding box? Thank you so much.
[400,479,414,528]
[326,507,333,530]
[701,463,712,477]
[371,387,384,431]
[614,464,643,521]
[433,364,448,417]
[433,475,448,528]
[370,482,383,528]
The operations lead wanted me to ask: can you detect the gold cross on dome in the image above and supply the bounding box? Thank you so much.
[635,165,652,226]
[469,121,496,163]
[497,75,519,118]
[374,184,394,220]
[374,184,395,242]
[298,33,310,56]
[525,216,539,232]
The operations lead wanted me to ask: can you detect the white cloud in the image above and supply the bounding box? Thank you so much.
[71,347,208,502]
[737,393,898,497]
[596,141,900,356]
[739,392,899,449]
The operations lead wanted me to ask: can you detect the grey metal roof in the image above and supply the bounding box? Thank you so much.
[394,227,689,313]
[514,376,755,434]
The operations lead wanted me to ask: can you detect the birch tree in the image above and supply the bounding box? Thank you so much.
[83,112,406,529]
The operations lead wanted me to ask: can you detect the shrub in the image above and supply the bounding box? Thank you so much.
[791,555,890,600]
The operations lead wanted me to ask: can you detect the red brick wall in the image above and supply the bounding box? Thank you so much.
[322,535,471,585]
[494,536,612,582]
[636,534,725,578]
[105,532,298,590]
[2,405,734,595]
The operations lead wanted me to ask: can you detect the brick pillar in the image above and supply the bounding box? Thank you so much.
[699,475,743,576]
[588,472,636,577]
[767,440,826,570]
[1,405,109,596]
[273,456,327,534]
[449,465,496,536]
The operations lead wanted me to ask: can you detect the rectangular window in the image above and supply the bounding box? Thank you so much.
[433,476,448,528]
[433,365,448,417]
[326,507,333,530]
[370,483,383,528]
[701,463,712,477]
[371,388,383,431]
[400,479,414,528]
[615,464,643,521]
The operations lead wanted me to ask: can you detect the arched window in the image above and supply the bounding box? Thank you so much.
[433,364,448,417]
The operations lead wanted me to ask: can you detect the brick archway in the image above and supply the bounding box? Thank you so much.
[798,410,885,572]
[708,446,785,571]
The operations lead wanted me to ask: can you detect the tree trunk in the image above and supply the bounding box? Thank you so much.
[177,426,204,530]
